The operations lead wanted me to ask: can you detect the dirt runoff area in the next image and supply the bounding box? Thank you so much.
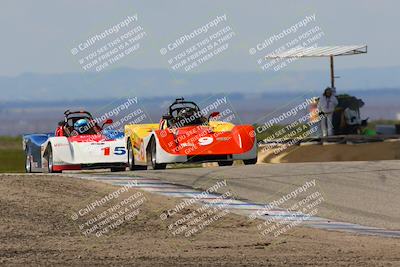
[0,174,399,266]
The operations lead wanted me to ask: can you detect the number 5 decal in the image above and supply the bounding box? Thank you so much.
[114,146,126,155]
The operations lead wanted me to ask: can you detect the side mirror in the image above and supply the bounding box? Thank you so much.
[208,112,220,120]
[101,119,113,128]
[162,114,173,120]
[104,118,113,125]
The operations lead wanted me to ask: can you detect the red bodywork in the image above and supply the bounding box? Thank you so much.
[53,164,81,171]
[155,125,255,156]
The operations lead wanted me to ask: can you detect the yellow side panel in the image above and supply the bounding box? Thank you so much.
[209,121,235,132]
[125,121,235,140]
[125,124,159,140]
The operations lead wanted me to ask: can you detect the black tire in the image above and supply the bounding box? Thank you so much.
[25,149,32,173]
[127,139,147,171]
[218,161,234,166]
[46,146,61,173]
[148,139,166,170]
[111,167,126,172]
[243,158,257,165]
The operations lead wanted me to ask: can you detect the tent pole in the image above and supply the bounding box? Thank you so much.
[330,55,335,89]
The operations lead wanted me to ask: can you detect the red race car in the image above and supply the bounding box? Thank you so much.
[125,98,257,170]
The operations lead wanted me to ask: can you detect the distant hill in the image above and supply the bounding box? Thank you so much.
[1,67,400,101]
[1,88,399,136]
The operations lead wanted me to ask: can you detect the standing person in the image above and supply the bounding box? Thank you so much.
[317,87,338,136]
[343,102,362,134]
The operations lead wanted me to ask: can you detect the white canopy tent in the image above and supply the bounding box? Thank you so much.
[265,45,368,88]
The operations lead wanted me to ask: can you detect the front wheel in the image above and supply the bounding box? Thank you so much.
[127,139,147,171]
[243,158,257,165]
[25,150,32,173]
[46,146,61,173]
[148,139,166,170]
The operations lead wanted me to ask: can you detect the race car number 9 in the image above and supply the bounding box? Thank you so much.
[101,146,126,156]
[198,137,213,146]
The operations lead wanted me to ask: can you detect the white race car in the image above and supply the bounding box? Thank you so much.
[23,110,127,173]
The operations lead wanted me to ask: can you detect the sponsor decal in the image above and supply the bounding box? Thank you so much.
[216,137,231,141]
[180,143,195,147]
[54,143,69,147]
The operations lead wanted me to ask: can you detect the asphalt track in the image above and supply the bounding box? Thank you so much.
[125,160,400,231]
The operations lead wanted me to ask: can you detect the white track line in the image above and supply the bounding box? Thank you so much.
[70,173,400,238]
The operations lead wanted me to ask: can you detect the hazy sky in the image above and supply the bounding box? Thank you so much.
[0,0,398,76]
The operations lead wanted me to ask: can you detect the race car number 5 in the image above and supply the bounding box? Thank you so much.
[101,146,126,156]
[198,137,213,146]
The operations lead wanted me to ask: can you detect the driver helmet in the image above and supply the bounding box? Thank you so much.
[179,107,195,118]
[74,119,89,134]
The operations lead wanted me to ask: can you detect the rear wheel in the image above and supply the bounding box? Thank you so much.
[243,158,257,165]
[127,139,147,171]
[46,146,61,173]
[25,150,32,173]
[218,161,233,166]
[148,139,166,170]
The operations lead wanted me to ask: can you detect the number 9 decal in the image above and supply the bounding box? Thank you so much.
[198,137,213,146]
